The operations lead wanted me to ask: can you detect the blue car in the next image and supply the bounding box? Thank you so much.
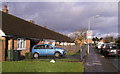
[32,44,66,58]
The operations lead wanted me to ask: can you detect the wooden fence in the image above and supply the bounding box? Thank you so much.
[57,45,81,53]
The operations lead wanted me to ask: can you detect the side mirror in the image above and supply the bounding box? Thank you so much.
[50,47,54,49]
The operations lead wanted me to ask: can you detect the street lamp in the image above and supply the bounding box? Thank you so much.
[88,15,100,30]
[87,15,100,54]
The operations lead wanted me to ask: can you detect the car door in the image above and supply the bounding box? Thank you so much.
[45,45,55,55]
[35,45,47,55]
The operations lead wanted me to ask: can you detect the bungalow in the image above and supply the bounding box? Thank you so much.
[0,5,72,61]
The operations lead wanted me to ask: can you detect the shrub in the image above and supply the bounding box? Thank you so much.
[25,52,33,59]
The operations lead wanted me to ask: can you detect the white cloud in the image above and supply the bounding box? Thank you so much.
[93,32,119,38]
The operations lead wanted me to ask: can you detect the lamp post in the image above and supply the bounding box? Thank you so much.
[87,15,100,54]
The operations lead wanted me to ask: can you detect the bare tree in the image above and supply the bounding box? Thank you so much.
[103,36,114,43]
[73,27,87,45]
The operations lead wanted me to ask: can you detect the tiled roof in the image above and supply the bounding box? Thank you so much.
[1,11,73,42]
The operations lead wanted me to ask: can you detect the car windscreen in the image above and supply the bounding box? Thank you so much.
[112,46,120,49]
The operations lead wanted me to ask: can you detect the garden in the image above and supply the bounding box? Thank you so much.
[2,45,84,72]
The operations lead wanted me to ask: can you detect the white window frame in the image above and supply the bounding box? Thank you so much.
[17,38,26,50]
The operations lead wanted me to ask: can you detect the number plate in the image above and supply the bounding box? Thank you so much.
[110,50,116,52]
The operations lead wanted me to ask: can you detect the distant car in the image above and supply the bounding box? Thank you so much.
[99,44,106,53]
[96,43,104,53]
[96,42,104,51]
[32,44,66,58]
[101,44,106,49]
[100,43,112,54]
[101,45,120,57]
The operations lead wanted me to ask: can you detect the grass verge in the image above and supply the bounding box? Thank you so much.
[2,61,84,72]
[30,58,80,62]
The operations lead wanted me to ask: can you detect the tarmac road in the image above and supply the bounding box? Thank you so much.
[106,55,120,71]
[84,46,119,72]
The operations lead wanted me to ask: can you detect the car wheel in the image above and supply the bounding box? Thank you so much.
[33,53,39,59]
[115,55,118,58]
[54,52,61,58]
[104,53,108,58]
[98,50,101,53]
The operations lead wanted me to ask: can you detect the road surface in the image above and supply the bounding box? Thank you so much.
[84,46,119,72]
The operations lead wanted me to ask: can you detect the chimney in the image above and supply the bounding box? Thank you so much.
[2,4,8,13]
[29,20,35,24]
[44,26,47,28]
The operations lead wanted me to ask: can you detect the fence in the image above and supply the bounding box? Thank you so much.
[58,45,80,53]
[57,44,88,61]
[80,45,88,61]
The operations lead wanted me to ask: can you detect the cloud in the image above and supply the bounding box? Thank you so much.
[1,0,120,2]
[1,2,118,37]
[93,32,119,38]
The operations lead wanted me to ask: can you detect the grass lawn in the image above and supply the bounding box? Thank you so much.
[2,61,84,72]
[32,58,80,62]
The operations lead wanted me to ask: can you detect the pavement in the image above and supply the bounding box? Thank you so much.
[84,46,119,72]
[66,55,80,59]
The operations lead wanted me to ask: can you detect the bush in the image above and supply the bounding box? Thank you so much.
[25,52,33,59]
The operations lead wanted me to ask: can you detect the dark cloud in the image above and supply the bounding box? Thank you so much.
[1,2,118,37]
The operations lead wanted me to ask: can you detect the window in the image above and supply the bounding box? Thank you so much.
[17,38,26,50]
[34,45,41,49]
[34,45,53,49]
[45,45,53,49]
[34,45,45,49]
[44,45,53,49]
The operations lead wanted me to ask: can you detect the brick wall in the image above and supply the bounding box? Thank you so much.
[13,39,30,56]
[0,37,31,61]
[12,39,31,56]
[14,40,17,50]
[8,39,13,50]
[0,37,6,61]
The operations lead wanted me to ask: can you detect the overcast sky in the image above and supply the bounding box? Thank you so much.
[1,1,119,38]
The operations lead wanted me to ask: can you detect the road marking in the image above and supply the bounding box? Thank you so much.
[86,62,93,66]
[93,62,102,65]
[101,56,105,58]
[86,61,102,66]
[93,60,101,63]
